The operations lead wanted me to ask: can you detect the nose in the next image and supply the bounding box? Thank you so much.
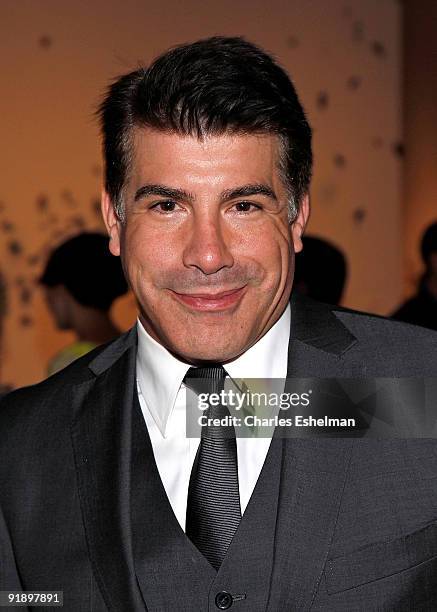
[182,212,234,275]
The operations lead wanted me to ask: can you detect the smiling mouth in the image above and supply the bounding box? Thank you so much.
[169,286,247,311]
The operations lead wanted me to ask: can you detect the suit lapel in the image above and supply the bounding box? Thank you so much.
[268,294,359,610]
[289,292,357,358]
[70,328,146,612]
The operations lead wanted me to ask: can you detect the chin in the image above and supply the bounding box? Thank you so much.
[173,340,247,364]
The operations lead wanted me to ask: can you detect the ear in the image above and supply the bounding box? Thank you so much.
[101,189,121,256]
[290,193,310,254]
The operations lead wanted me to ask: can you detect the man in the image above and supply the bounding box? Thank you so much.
[393,221,437,330]
[39,232,128,374]
[1,37,437,611]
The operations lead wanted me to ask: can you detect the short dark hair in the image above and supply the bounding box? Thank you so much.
[421,221,437,269]
[98,36,312,221]
[294,236,347,305]
[39,233,128,311]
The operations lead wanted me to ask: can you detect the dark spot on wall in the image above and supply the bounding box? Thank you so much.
[346,75,361,90]
[334,154,347,168]
[316,91,329,110]
[353,208,367,224]
[20,315,33,327]
[61,190,77,208]
[20,287,32,305]
[392,142,405,157]
[371,41,386,58]
[38,35,53,49]
[36,194,49,212]
[8,241,23,256]
[1,220,14,232]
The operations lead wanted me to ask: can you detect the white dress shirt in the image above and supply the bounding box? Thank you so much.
[136,304,291,531]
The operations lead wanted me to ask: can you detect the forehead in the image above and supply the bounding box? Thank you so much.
[127,128,283,190]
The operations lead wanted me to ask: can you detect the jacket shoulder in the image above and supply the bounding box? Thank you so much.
[331,303,437,375]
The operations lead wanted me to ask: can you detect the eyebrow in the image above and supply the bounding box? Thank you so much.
[134,184,195,202]
[134,183,278,204]
[219,184,278,203]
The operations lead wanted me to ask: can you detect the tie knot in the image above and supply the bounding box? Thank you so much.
[184,365,227,396]
[185,365,226,380]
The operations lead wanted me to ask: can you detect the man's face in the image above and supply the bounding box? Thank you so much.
[43,285,73,331]
[103,128,309,363]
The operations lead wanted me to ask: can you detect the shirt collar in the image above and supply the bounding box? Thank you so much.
[136,303,291,437]
[136,321,191,437]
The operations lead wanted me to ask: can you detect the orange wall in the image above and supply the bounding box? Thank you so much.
[0,0,402,388]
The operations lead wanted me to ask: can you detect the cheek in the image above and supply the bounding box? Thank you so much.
[239,221,292,279]
[121,222,179,287]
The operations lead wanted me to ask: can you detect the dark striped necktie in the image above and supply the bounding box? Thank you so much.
[184,365,241,570]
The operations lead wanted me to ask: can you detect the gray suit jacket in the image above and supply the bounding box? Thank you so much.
[1,293,437,611]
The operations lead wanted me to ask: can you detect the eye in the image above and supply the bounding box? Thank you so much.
[150,200,179,213]
[234,201,261,213]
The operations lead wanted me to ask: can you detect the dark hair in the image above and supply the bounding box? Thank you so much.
[98,36,312,221]
[421,221,437,269]
[39,232,128,310]
[294,236,347,305]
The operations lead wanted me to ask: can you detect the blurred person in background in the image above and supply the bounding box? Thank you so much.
[39,232,128,374]
[294,235,347,305]
[392,221,437,330]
